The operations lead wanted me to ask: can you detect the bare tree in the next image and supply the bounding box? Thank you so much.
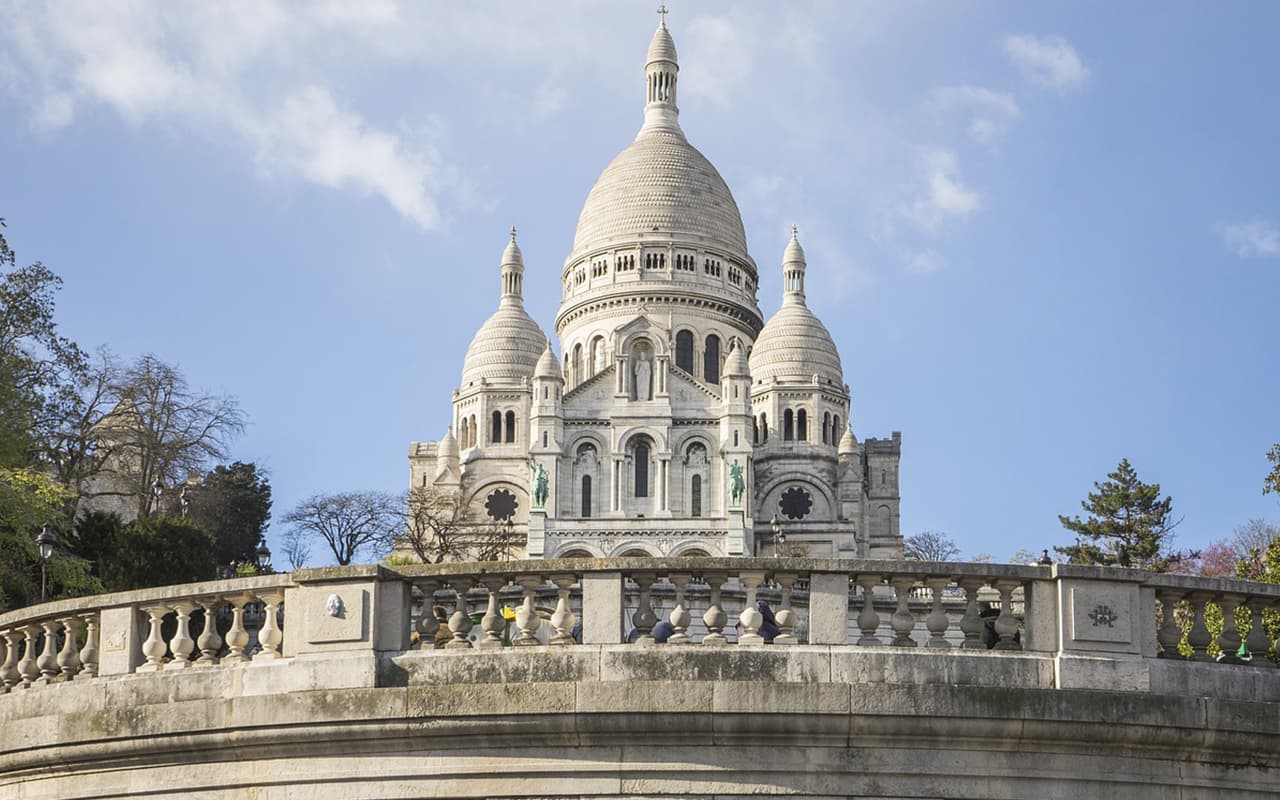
[904,530,961,561]
[402,487,521,563]
[76,354,245,519]
[1234,518,1280,557]
[283,490,399,566]
[280,525,312,571]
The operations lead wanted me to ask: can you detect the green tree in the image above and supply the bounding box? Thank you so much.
[100,515,217,590]
[188,462,272,567]
[1266,444,1280,496]
[1055,458,1191,572]
[0,219,88,471]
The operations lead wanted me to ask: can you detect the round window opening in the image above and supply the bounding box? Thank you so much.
[485,489,518,521]
[778,486,813,520]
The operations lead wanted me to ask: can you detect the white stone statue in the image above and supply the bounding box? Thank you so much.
[633,350,653,400]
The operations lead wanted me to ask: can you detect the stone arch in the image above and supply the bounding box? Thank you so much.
[674,329,695,374]
[609,542,659,557]
[755,472,837,522]
[552,541,604,559]
[669,541,724,557]
[466,480,531,525]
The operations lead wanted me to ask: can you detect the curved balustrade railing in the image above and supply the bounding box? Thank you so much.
[3,558,1279,694]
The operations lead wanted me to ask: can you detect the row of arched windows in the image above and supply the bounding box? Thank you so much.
[569,336,609,387]
[753,410,841,445]
[673,330,722,384]
[490,410,517,444]
[571,438,711,519]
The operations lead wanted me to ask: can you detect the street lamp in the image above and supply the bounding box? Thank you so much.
[770,515,785,554]
[254,540,272,570]
[504,519,514,561]
[151,477,164,514]
[35,524,57,602]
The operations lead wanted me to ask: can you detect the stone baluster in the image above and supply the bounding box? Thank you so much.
[17,625,39,686]
[888,576,918,647]
[701,572,728,646]
[514,575,542,646]
[477,576,508,650]
[1244,597,1272,666]
[737,571,766,645]
[254,591,284,661]
[1215,594,1243,663]
[773,572,798,645]
[991,579,1022,651]
[445,579,475,649]
[415,580,441,649]
[855,574,882,646]
[1155,590,1185,659]
[196,598,223,665]
[1,630,21,690]
[138,606,169,672]
[37,619,61,681]
[630,572,658,645]
[166,601,197,669]
[958,578,986,649]
[924,577,952,649]
[224,595,253,663]
[667,573,692,645]
[549,574,578,646]
[79,613,99,677]
[56,616,83,679]
[1185,592,1213,662]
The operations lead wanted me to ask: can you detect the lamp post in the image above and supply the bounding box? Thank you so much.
[151,477,164,515]
[255,539,273,574]
[504,519,514,561]
[770,514,785,555]
[35,524,56,602]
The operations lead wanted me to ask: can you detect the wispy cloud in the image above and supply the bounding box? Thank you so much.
[1216,220,1280,259]
[1002,34,1088,91]
[907,149,981,230]
[931,85,1021,147]
[680,15,752,110]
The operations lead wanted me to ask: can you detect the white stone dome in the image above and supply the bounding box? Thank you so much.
[460,231,547,387]
[749,302,844,386]
[749,227,843,387]
[460,305,546,387]
[570,129,749,260]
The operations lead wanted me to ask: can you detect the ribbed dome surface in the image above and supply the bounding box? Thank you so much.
[647,24,677,65]
[749,303,844,386]
[571,129,749,259]
[460,305,547,387]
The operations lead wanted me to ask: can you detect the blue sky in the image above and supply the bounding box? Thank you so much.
[2,1,1277,564]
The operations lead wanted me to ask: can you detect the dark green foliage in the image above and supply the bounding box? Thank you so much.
[1266,445,1280,496]
[1055,458,1192,572]
[100,515,217,590]
[187,462,272,567]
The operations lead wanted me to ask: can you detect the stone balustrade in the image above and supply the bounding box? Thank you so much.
[4,558,1280,798]
[3,558,1280,695]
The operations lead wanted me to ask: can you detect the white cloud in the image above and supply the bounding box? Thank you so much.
[906,149,980,230]
[931,85,1021,146]
[1216,220,1280,259]
[904,249,944,275]
[1002,34,1088,91]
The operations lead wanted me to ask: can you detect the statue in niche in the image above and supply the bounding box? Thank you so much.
[530,459,549,509]
[632,349,653,400]
[728,460,745,507]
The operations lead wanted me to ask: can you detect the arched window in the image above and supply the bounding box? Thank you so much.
[471,415,477,447]
[784,409,794,441]
[704,334,721,384]
[833,415,841,441]
[572,343,583,386]
[504,410,516,443]
[590,336,606,375]
[581,475,592,517]
[881,469,887,486]
[675,330,694,374]
[491,411,502,444]
[761,413,768,443]
[691,474,702,517]
[823,412,831,444]
[634,441,650,498]
[797,409,808,441]
[753,416,759,444]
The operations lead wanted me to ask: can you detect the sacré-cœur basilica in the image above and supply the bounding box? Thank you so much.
[409,12,902,561]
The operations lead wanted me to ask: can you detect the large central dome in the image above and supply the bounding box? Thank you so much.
[571,128,749,259]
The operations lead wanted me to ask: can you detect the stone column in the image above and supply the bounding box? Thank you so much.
[165,601,197,670]
[582,571,623,645]
[57,617,83,679]
[254,591,285,660]
[807,572,851,645]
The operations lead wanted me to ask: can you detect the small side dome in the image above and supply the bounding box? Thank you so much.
[838,425,859,456]
[534,340,563,381]
[722,339,750,379]
[460,306,546,386]
[438,426,459,459]
[749,303,843,386]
